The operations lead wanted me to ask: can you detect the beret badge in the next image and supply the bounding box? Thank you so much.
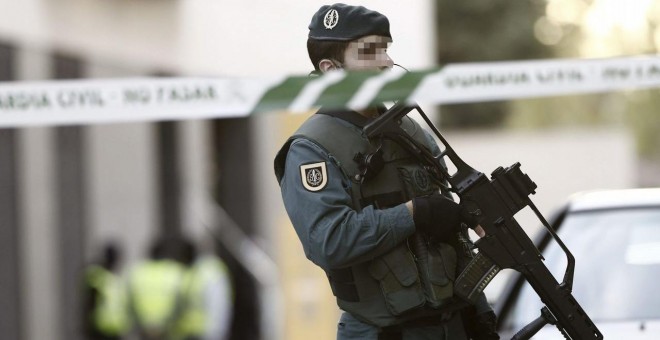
[324,9,339,30]
[308,3,391,41]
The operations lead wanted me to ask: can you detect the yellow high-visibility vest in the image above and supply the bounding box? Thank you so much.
[172,256,232,339]
[128,260,187,335]
[85,265,130,336]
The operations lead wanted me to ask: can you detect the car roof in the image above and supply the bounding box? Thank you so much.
[566,188,660,212]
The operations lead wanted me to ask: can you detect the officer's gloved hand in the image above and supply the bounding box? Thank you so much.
[462,308,500,340]
[412,194,478,239]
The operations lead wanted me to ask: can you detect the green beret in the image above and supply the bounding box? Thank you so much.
[308,3,392,41]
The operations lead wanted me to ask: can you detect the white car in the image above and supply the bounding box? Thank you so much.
[495,188,660,339]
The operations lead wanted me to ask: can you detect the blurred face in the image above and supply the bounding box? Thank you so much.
[342,35,393,71]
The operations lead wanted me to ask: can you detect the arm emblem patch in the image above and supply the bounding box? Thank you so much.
[300,162,328,192]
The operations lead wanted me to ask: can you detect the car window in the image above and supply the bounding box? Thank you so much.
[503,207,660,329]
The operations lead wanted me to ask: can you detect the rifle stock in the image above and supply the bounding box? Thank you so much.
[363,104,603,340]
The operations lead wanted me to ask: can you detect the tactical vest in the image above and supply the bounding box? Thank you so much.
[275,112,459,327]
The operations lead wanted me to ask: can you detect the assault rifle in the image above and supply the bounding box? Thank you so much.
[363,103,603,340]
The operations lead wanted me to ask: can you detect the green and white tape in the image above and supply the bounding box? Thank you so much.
[1,55,660,127]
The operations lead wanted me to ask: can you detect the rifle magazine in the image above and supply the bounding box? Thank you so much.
[454,252,500,303]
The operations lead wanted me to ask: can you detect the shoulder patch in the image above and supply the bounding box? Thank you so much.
[300,162,328,192]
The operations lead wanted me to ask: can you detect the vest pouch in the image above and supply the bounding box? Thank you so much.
[396,165,436,199]
[424,242,458,308]
[368,244,425,316]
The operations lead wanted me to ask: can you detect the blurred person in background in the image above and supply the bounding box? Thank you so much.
[127,236,193,340]
[172,238,233,340]
[82,241,130,340]
[274,3,499,340]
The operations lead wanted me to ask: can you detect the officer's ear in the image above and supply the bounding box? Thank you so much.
[318,59,340,73]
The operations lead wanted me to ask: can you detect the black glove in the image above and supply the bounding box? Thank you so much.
[462,308,500,340]
[412,194,478,239]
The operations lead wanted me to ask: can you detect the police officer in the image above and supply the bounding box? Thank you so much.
[274,3,499,340]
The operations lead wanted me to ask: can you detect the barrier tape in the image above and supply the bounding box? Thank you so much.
[1,55,660,127]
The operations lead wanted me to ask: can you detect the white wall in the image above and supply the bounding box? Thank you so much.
[0,0,437,77]
[177,0,437,76]
[1,2,437,340]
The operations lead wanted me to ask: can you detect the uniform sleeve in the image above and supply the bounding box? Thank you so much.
[279,138,416,270]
